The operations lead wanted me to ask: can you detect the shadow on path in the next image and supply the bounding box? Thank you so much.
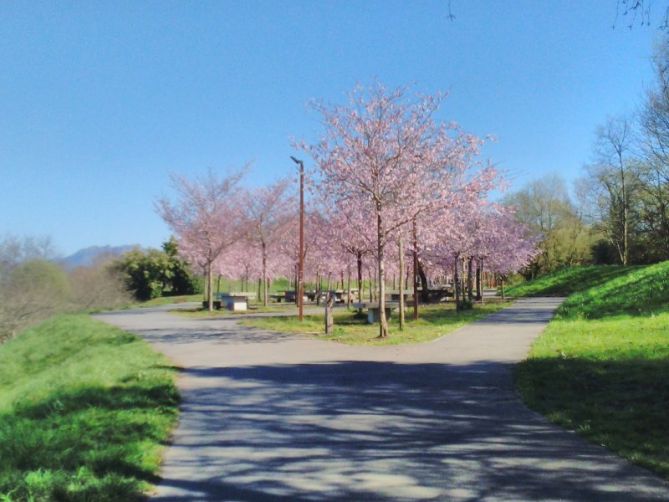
[156,360,669,501]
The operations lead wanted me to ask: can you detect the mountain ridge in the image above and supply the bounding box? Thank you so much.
[60,245,138,269]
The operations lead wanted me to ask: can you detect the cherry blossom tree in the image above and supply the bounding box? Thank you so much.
[244,179,296,305]
[156,169,247,311]
[301,83,489,337]
[421,200,538,306]
[324,209,374,302]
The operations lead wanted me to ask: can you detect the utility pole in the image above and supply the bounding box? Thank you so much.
[291,156,305,321]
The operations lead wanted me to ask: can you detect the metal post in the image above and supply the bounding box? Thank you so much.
[291,156,305,321]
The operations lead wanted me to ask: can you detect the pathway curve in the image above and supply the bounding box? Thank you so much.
[96,298,669,501]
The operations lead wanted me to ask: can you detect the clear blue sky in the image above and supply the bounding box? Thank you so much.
[0,1,660,255]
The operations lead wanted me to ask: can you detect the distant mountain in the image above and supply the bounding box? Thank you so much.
[60,245,137,269]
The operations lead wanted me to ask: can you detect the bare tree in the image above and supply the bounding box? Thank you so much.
[589,116,638,265]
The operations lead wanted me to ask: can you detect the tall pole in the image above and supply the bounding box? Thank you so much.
[291,156,305,321]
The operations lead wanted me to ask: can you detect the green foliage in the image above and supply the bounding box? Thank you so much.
[516,260,669,480]
[504,175,599,276]
[114,239,197,301]
[0,314,179,500]
[590,239,618,264]
[161,238,200,296]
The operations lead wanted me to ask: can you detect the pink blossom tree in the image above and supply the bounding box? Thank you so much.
[302,84,487,337]
[244,179,296,305]
[156,169,247,311]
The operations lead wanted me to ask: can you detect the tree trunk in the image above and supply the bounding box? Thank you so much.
[207,261,214,312]
[376,209,389,338]
[476,258,483,303]
[347,267,352,309]
[356,251,363,302]
[369,268,373,302]
[399,236,405,331]
[324,292,334,335]
[467,256,474,303]
[262,242,268,306]
[417,259,429,303]
[412,219,419,320]
[454,256,460,310]
[619,152,629,266]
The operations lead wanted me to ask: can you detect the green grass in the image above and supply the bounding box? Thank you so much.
[240,301,509,346]
[505,265,640,297]
[516,260,669,479]
[135,293,202,308]
[0,315,180,501]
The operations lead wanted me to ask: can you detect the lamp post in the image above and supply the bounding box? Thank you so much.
[290,156,305,321]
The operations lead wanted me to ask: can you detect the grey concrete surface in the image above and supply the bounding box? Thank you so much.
[95,298,669,501]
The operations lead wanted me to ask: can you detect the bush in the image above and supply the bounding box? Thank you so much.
[0,260,71,342]
[114,240,198,301]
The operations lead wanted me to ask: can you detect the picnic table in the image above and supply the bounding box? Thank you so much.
[202,300,222,309]
[283,290,309,303]
[390,291,413,302]
[269,293,284,303]
[352,301,400,324]
[216,293,248,312]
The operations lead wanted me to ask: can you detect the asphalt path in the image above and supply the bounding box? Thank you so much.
[96,298,669,501]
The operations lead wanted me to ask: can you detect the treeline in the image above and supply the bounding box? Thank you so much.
[0,236,128,342]
[0,236,200,343]
[505,39,669,275]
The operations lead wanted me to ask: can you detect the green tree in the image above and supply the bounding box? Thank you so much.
[161,237,198,296]
[638,39,669,260]
[114,239,198,301]
[503,175,597,276]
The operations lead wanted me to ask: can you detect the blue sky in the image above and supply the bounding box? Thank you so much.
[0,1,660,255]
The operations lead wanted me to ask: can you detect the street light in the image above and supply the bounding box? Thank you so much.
[290,156,305,322]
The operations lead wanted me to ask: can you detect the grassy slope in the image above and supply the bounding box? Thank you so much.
[240,302,509,346]
[0,315,179,501]
[516,261,669,479]
[505,265,640,297]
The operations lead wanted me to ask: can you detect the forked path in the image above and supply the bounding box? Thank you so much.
[96,298,669,501]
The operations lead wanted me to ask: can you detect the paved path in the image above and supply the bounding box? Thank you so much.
[96,298,669,501]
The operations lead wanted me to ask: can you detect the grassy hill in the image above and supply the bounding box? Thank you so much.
[516,261,669,479]
[505,265,640,297]
[0,315,179,501]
